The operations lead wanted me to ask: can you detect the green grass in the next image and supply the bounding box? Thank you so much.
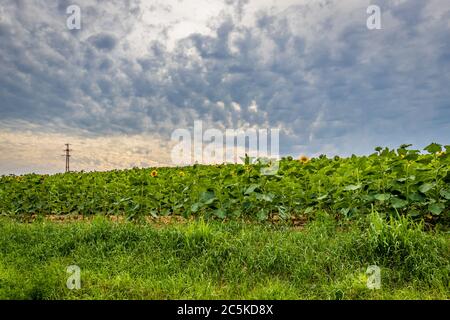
[0,213,448,300]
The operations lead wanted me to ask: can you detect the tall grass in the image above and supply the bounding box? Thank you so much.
[0,215,448,299]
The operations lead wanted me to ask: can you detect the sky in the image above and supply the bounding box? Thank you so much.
[0,0,449,175]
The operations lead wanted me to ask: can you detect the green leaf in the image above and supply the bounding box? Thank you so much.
[150,209,158,218]
[428,203,444,215]
[277,206,289,219]
[374,193,391,201]
[214,208,226,219]
[344,184,361,191]
[397,148,407,157]
[407,210,421,217]
[244,184,260,195]
[408,192,425,202]
[416,158,432,165]
[418,183,435,193]
[424,143,442,154]
[204,198,217,205]
[200,190,216,202]
[390,197,408,209]
[340,207,350,217]
[255,193,274,202]
[404,153,419,161]
[304,207,314,214]
[191,202,201,213]
[317,194,328,201]
[256,209,269,221]
[439,189,450,200]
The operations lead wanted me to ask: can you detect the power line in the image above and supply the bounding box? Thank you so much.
[62,143,73,173]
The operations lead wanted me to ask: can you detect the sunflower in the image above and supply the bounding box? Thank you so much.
[299,155,310,164]
[150,170,158,177]
[179,171,185,177]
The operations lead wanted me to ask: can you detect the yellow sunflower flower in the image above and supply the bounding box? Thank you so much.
[299,155,310,164]
[150,170,158,177]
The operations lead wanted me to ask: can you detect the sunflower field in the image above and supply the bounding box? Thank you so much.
[1,143,449,227]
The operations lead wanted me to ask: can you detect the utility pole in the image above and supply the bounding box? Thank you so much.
[62,143,72,173]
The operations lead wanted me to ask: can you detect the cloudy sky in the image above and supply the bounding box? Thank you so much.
[0,0,449,174]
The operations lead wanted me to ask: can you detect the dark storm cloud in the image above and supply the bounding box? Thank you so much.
[0,0,449,158]
[88,33,117,51]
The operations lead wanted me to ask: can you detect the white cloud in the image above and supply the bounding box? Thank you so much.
[0,122,174,175]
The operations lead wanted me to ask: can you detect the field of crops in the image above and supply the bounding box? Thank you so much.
[1,143,449,227]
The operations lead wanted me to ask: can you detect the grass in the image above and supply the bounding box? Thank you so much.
[0,213,448,300]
